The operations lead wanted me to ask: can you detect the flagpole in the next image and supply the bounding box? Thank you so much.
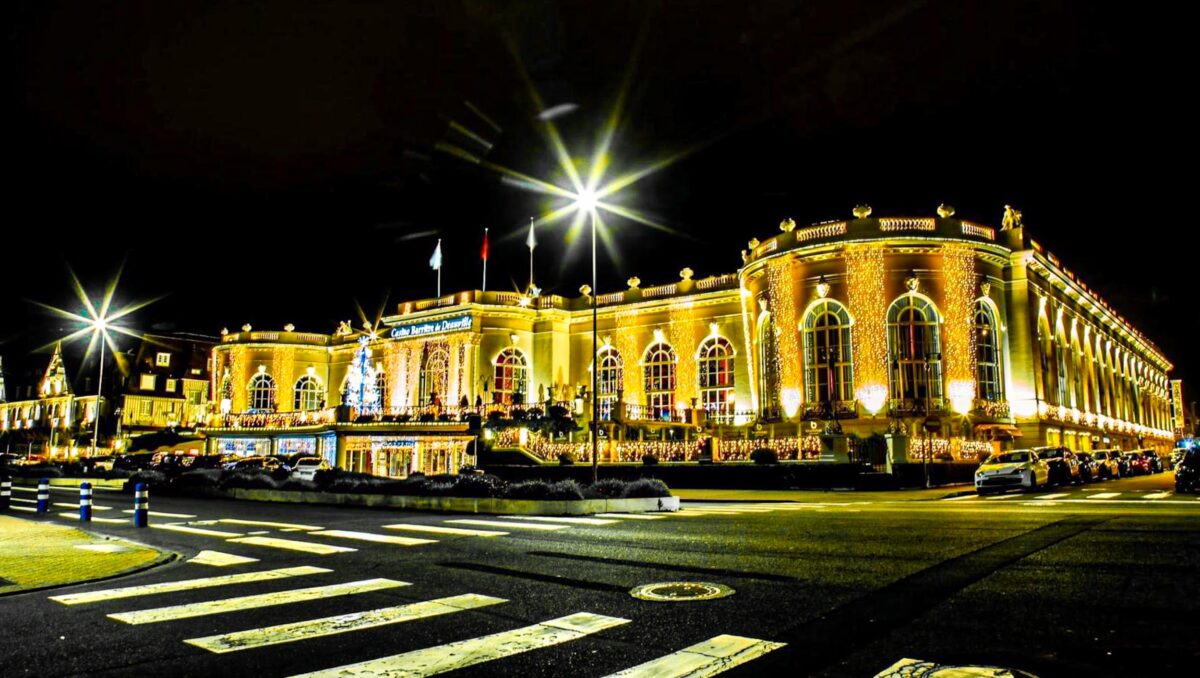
[528,217,535,292]
[482,227,488,292]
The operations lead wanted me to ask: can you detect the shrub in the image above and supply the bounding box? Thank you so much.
[641,454,659,466]
[544,479,585,501]
[174,469,221,490]
[511,408,527,421]
[219,468,282,490]
[503,479,551,500]
[452,473,505,498]
[583,477,627,499]
[105,468,135,479]
[557,452,576,466]
[486,411,504,423]
[278,478,319,492]
[622,477,671,498]
[129,469,169,485]
[750,448,779,465]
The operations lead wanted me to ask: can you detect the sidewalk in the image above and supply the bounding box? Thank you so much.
[673,485,973,502]
[0,515,171,596]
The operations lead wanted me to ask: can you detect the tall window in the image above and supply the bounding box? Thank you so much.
[596,347,623,420]
[293,375,324,411]
[756,311,780,416]
[1054,325,1070,407]
[493,348,528,404]
[1038,313,1055,404]
[643,342,677,420]
[247,373,277,412]
[887,294,943,406]
[973,301,1002,402]
[802,300,854,406]
[375,370,388,409]
[420,346,450,406]
[698,336,735,421]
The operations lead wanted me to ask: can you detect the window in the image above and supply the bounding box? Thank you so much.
[165,378,177,393]
[698,336,735,421]
[375,370,388,409]
[156,352,171,367]
[887,294,943,407]
[974,302,1002,402]
[419,346,450,406]
[139,374,156,391]
[643,342,677,420]
[802,300,854,407]
[756,311,780,416]
[293,375,325,411]
[247,373,277,412]
[596,347,623,420]
[493,348,528,404]
[139,399,153,418]
[1055,325,1070,407]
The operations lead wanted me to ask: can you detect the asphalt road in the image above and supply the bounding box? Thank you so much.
[1,472,1197,677]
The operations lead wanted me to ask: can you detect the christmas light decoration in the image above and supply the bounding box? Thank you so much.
[613,310,642,402]
[846,245,888,414]
[765,256,802,407]
[668,301,699,404]
[942,244,977,414]
[343,337,381,415]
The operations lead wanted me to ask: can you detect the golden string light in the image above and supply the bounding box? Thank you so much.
[765,257,802,415]
[668,302,700,405]
[613,310,642,403]
[272,346,297,412]
[845,245,888,414]
[942,244,977,414]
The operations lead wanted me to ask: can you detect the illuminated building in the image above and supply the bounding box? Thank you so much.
[0,343,105,458]
[119,333,214,437]
[202,208,1177,474]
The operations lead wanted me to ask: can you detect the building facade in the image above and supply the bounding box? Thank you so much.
[201,209,1177,476]
[120,333,214,436]
[0,344,105,457]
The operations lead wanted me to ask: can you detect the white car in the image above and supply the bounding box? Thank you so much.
[290,456,331,481]
[975,449,1050,495]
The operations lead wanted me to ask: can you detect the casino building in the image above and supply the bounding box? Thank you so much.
[200,207,1177,476]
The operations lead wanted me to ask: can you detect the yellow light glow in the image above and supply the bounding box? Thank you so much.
[781,389,801,418]
[846,245,888,402]
[942,244,977,408]
[857,384,888,415]
[948,380,974,415]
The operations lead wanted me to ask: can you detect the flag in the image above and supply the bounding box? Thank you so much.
[429,239,442,270]
[526,219,537,251]
[481,228,489,261]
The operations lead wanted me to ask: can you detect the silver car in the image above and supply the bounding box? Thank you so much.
[975,449,1051,494]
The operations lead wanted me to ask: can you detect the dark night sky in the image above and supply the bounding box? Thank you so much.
[1,1,1192,389]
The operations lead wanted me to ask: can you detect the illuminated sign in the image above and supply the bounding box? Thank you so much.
[389,314,472,339]
[1172,379,1185,435]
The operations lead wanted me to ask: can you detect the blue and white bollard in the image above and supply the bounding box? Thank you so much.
[36,478,50,513]
[79,482,92,522]
[132,482,149,527]
[0,476,11,510]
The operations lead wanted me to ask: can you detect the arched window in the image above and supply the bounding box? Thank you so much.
[1070,330,1086,411]
[596,347,623,421]
[698,336,735,421]
[802,300,854,407]
[1054,321,1070,407]
[1037,312,1055,404]
[887,294,943,408]
[756,311,780,417]
[419,346,450,406]
[375,369,388,409]
[973,301,1002,402]
[643,342,677,420]
[493,348,528,405]
[292,375,324,411]
[247,373,277,413]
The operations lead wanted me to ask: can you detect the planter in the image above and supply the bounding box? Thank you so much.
[195,487,679,515]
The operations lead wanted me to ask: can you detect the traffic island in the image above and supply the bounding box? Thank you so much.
[0,515,172,596]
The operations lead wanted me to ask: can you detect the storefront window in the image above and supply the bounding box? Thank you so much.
[643,342,677,420]
[698,336,735,421]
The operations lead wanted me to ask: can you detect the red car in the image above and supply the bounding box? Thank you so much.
[1121,451,1150,476]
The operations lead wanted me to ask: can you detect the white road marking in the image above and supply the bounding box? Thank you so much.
[594,513,665,520]
[74,544,132,553]
[1088,492,1121,499]
[218,518,324,531]
[1035,493,1070,500]
[384,523,508,537]
[9,505,36,512]
[12,486,37,492]
[53,502,112,510]
[291,612,630,677]
[57,512,126,524]
[984,494,1021,500]
[189,550,260,567]
[309,530,436,546]
[1143,492,1173,499]
[226,536,357,555]
[50,566,329,605]
[152,523,245,538]
[604,634,786,677]
[121,509,196,519]
[943,495,979,501]
[446,519,567,531]
[11,497,37,504]
[108,578,407,625]
[185,593,506,654]
[497,516,620,526]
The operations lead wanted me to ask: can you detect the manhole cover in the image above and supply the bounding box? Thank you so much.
[629,581,734,602]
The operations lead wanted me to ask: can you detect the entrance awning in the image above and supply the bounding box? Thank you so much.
[975,423,1022,438]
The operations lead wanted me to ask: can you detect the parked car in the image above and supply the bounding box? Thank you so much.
[1034,446,1081,485]
[187,455,225,470]
[290,456,331,482]
[80,456,116,472]
[1139,449,1164,474]
[1074,452,1098,483]
[1121,451,1149,476]
[113,453,156,471]
[231,456,283,471]
[1170,448,1189,467]
[1090,450,1121,480]
[975,449,1050,494]
[1176,449,1200,493]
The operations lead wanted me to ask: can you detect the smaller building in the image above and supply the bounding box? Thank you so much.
[0,343,105,458]
[119,333,214,437]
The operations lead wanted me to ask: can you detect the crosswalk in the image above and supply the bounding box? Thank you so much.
[947,489,1197,504]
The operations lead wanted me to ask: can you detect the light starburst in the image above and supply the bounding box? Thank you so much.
[33,263,160,361]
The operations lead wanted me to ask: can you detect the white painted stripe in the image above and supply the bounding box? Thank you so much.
[53,502,112,510]
[291,612,630,678]
[189,550,260,567]
[1143,492,1173,499]
[12,486,37,492]
[122,509,197,519]
[604,634,786,677]
[1035,493,1070,500]
[50,566,330,605]
[446,519,567,531]
[152,523,245,538]
[383,523,508,537]
[943,495,980,501]
[498,516,620,526]
[57,512,126,524]
[227,536,357,555]
[75,544,132,553]
[309,530,436,546]
[11,497,37,504]
[594,513,665,520]
[984,494,1021,500]
[1089,492,1121,499]
[186,593,506,654]
[10,505,36,512]
[681,506,774,512]
[218,518,324,531]
[109,578,407,625]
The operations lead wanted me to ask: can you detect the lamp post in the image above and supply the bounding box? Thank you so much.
[91,323,107,455]
[922,351,942,489]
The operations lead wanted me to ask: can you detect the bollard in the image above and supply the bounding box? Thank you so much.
[132,482,149,527]
[37,478,50,513]
[79,482,92,522]
[1,476,10,510]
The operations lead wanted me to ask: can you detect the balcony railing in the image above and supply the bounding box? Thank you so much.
[971,399,1011,418]
[801,400,859,420]
[209,408,337,429]
[888,397,948,417]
